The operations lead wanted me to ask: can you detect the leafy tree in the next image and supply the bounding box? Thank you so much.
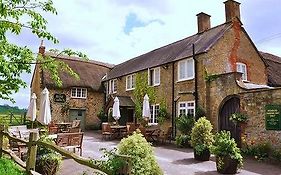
[0,0,86,102]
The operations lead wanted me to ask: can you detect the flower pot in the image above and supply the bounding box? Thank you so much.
[194,149,210,161]
[216,156,238,174]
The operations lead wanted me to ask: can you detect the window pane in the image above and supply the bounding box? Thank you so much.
[154,68,160,85]
[150,69,154,85]
[82,89,86,97]
[71,89,76,97]
[126,76,131,89]
[155,105,159,123]
[179,61,186,79]
[186,59,194,78]
[179,103,186,108]
[179,109,186,116]
[132,75,136,88]
[77,88,81,97]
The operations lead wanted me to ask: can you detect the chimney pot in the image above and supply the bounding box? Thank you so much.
[39,40,45,55]
[196,12,211,33]
[224,0,241,22]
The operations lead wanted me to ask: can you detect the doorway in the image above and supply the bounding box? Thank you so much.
[69,109,86,131]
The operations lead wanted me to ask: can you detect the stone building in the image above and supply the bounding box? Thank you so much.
[30,45,113,130]
[103,0,281,147]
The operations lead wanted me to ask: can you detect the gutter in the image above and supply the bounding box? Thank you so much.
[171,62,175,138]
[193,44,199,120]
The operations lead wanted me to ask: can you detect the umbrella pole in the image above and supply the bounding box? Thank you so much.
[31,121,33,129]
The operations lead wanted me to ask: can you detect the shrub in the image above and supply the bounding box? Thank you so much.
[229,112,247,124]
[117,131,163,175]
[211,131,243,168]
[242,141,272,161]
[190,117,214,155]
[176,114,194,135]
[36,135,62,175]
[0,157,27,175]
[272,148,281,162]
[176,134,191,148]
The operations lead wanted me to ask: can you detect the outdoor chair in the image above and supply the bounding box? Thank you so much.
[68,128,81,133]
[8,129,27,159]
[48,121,59,134]
[56,132,84,156]
[158,126,172,143]
[101,123,114,140]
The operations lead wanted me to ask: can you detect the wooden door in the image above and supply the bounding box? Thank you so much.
[219,96,241,146]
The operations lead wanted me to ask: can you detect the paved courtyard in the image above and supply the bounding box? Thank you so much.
[59,131,281,175]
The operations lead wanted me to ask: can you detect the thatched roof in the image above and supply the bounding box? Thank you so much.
[106,22,233,80]
[260,51,281,87]
[42,53,114,91]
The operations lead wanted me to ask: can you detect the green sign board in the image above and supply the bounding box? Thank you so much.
[265,105,281,130]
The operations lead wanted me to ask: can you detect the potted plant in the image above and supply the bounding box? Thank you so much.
[229,112,248,133]
[175,114,194,148]
[190,117,214,161]
[211,131,243,174]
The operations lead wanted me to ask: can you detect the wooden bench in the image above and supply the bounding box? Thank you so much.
[56,132,83,156]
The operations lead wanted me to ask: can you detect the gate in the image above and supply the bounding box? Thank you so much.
[219,96,241,147]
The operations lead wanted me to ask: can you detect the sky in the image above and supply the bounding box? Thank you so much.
[1,0,281,108]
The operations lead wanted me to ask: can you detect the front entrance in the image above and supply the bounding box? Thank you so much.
[69,109,86,131]
[219,96,241,146]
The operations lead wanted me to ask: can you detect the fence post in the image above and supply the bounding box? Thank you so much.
[0,125,4,158]
[26,132,39,172]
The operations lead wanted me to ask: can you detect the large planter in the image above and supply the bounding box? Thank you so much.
[194,149,210,161]
[216,156,238,174]
[36,156,60,175]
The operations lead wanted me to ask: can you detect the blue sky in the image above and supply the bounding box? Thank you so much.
[1,0,281,108]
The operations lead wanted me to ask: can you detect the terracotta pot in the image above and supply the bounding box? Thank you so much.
[216,156,238,174]
[194,149,210,161]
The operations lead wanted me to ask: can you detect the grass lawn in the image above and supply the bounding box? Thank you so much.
[0,114,24,126]
[0,157,27,175]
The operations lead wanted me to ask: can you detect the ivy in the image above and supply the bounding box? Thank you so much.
[204,67,219,83]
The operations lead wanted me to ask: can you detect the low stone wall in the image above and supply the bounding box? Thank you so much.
[240,88,281,148]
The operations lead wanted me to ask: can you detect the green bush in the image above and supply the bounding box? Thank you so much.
[176,114,194,135]
[190,117,214,155]
[0,157,27,175]
[242,141,272,161]
[36,135,62,175]
[117,131,163,175]
[175,134,191,148]
[272,148,281,162]
[211,131,243,168]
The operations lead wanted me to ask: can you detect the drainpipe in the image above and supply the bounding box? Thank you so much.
[171,62,175,138]
[193,44,199,120]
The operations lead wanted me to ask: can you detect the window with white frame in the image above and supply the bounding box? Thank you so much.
[178,58,194,81]
[148,67,160,86]
[126,74,136,90]
[149,104,159,125]
[236,62,247,81]
[178,101,195,117]
[71,88,87,98]
[108,79,117,94]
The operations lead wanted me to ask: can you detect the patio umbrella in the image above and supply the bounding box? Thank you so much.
[26,93,37,122]
[112,97,121,124]
[142,94,151,119]
[38,88,52,125]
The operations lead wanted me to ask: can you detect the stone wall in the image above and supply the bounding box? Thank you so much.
[240,88,281,148]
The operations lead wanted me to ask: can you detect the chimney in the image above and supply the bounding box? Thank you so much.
[196,12,211,33]
[38,40,45,55]
[224,0,241,22]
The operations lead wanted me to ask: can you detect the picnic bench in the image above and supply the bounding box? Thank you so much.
[56,132,83,156]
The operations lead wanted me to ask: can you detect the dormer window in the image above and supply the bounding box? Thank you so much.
[236,62,247,81]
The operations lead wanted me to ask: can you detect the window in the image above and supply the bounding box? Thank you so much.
[149,104,159,125]
[178,58,194,81]
[148,67,160,86]
[71,88,87,98]
[236,62,247,81]
[126,74,136,90]
[108,79,117,94]
[178,101,195,117]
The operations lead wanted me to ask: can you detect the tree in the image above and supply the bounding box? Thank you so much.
[0,0,86,102]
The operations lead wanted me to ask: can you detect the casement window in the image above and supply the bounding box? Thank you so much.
[108,79,117,94]
[178,58,194,81]
[149,104,159,125]
[126,74,136,91]
[148,67,160,86]
[71,88,87,99]
[236,62,247,81]
[178,101,195,117]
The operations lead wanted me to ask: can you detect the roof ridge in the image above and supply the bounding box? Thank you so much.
[45,52,114,68]
[112,22,232,69]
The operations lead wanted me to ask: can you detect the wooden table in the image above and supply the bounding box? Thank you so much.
[110,125,126,138]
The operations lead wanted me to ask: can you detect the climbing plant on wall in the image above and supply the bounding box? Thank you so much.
[133,72,156,121]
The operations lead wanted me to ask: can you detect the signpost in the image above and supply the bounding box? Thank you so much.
[265,104,281,130]
[54,94,66,103]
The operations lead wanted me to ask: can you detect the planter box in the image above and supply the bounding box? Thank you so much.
[216,156,238,174]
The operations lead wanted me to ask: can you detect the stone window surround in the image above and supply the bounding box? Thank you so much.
[126,74,136,91]
[177,58,195,82]
[108,79,117,94]
[71,87,87,99]
[149,104,159,125]
[178,101,195,117]
[148,67,160,86]
[236,62,248,81]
